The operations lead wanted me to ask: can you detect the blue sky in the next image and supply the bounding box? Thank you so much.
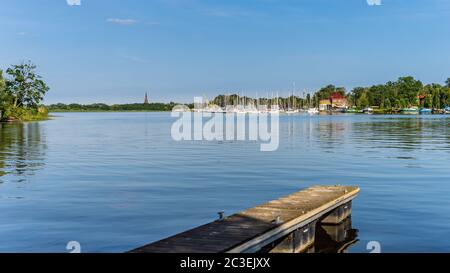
[1,0,450,104]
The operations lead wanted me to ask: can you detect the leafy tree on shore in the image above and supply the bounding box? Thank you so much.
[305,94,311,107]
[0,62,50,121]
[394,76,423,107]
[315,85,346,101]
[383,98,392,109]
[0,70,7,118]
[357,91,370,108]
[0,70,5,91]
[348,87,366,107]
[5,62,49,109]
[347,76,444,110]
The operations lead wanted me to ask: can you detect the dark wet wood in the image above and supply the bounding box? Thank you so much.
[129,185,360,253]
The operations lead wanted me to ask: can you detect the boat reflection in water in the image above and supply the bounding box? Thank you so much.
[260,217,358,253]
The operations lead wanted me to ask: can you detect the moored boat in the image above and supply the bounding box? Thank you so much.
[401,107,419,114]
[345,108,363,114]
[419,108,432,114]
[307,108,319,115]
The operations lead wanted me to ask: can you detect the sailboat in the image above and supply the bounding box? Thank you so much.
[268,92,280,114]
[306,91,319,115]
[286,84,300,114]
[235,93,247,114]
[245,94,259,114]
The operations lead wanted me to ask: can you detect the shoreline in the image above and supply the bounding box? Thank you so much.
[46,110,450,116]
[48,110,172,113]
[0,116,51,123]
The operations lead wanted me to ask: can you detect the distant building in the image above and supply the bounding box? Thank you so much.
[144,93,149,104]
[319,99,331,111]
[329,92,348,109]
[319,92,348,111]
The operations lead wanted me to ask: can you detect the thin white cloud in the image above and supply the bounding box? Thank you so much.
[367,0,382,6]
[67,0,81,6]
[107,18,139,26]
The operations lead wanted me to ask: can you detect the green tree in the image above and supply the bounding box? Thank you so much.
[0,70,5,91]
[384,98,392,109]
[315,85,346,101]
[0,70,6,95]
[424,95,433,109]
[306,94,311,107]
[423,84,444,109]
[441,87,450,107]
[446,78,450,88]
[401,98,409,108]
[395,76,423,106]
[350,87,366,108]
[0,70,7,118]
[368,85,387,107]
[432,90,440,109]
[6,61,50,109]
[357,92,369,108]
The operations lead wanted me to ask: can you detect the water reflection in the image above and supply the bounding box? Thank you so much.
[261,217,359,253]
[314,218,359,253]
[316,121,347,151]
[1,113,450,252]
[351,116,450,151]
[282,115,450,153]
[0,122,46,183]
[283,116,347,146]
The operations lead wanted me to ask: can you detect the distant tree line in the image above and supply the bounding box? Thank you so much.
[212,76,450,110]
[47,102,192,112]
[345,76,450,109]
[47,76,450,113]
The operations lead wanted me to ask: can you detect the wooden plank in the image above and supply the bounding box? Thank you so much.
[129,185,360,253]
[227,186,359,253]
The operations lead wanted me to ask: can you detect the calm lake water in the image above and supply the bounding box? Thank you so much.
[1,112,450,253]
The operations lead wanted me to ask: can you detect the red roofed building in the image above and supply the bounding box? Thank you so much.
[320,92,348,111]
[330,92,348,109]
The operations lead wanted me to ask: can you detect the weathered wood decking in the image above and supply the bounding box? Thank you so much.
[130,185,360,253]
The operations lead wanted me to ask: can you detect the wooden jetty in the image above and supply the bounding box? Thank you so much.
[130,185,360,253]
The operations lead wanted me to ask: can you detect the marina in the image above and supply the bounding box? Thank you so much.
[180,93,450,116]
